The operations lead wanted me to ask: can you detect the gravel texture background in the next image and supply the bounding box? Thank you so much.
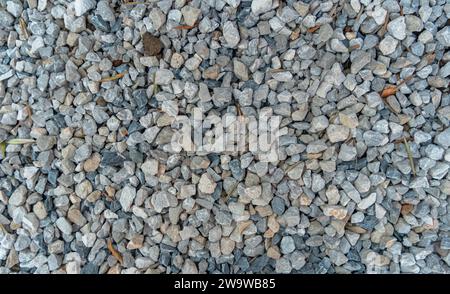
[1,0,450,274]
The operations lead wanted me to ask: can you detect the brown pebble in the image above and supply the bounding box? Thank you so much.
[143,32,163,56]
[84,153,101,172]
[401,203,414,215]
[96,97,107,106]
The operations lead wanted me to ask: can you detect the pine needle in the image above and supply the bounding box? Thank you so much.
[107,239,123,265]
[99,71,127,83]
[403,137,416,176]
[0,138,35,159]
[123,1,147,5]
[0,142,6,158]
[6,138,35,145]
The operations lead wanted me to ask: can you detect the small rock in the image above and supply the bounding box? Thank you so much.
[75,180,92,199]
[323,205,347,220]
[199,174,217,194]
[435,128,450,148]
[233,59,249,81]
[143,33,163,56]
[379,35,398,55]
[387,16,406,40]
[358,193,377,210]
[36,136,56,151]
[223,21,240,48]
[251,0,272,15]
[280,236,295,254]
[151,191,177,213]
[74,0,96,17]
[436,26,450,47]
[56,217,73,235]
[9,185,27,206]
[119,185,136,212]
[181,5,201,26]
[155,69,174,85]
[327,125,350,143]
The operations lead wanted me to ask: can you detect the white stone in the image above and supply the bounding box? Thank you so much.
[119,185,136,212]
[251,0,272,15]
[74,0,96,17]
[379,35,398,55]
[223,21,240,48]
[387,16,406,40]
[198,173,217,194]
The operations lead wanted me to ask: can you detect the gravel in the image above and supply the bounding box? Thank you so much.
[0,0,449,275]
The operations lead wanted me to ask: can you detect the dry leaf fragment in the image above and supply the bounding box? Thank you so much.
[307,25,321,33]
[349,44,361,51]
[112,60,124,67]
[19,18,29,39]
[107,239,123,265]
[380,85,397,98]
[99,72,126,82]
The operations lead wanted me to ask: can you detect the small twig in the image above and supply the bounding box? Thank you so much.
[380,85,397,98]
[122,1,148,5]
[174,24,197,30]
[307,25,320,33]
[19,18,29,39]
[394,136,412,144]
[285,161,302,173]
[107,239,123,265]
[379,13,390,37]
[153,72,159,96]
[224,181,239,201]
[403,137,416,176]
[235,102,243,117]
